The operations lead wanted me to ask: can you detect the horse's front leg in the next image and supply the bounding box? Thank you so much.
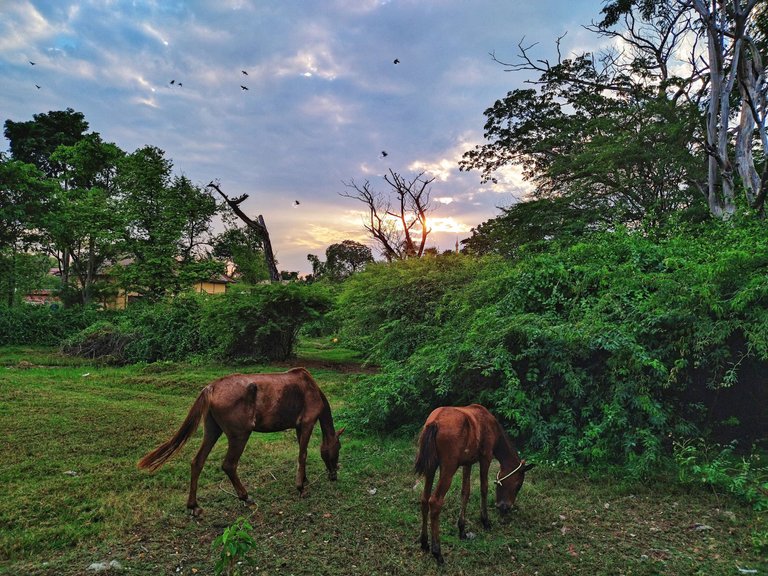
[221,433,253,504]
[295,424,312,496]
[419,470,435,552]
[479,457,491,530]
[458,465,472,539]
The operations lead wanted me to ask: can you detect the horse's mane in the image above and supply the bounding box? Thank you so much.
[492,421,520,466]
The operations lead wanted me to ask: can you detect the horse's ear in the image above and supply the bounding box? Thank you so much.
[337,427,346,437]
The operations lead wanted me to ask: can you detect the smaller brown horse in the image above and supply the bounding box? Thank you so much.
[414,404,533,564]
[138,368,344,516]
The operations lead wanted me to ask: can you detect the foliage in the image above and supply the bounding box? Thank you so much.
[116,147,222,300]
[339,220,768,475]
[3,108,89,177]
[460,59,704,229]
[60,320,134,364]
[199,283,333,361]
[212,225,270,284]
[307,239,373,281]
[673,439,768,512]
[0,304,102,346]
[211,517,258,576]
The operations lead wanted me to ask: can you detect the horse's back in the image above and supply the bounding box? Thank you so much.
[207,369,324,433]
[425,404,497,465]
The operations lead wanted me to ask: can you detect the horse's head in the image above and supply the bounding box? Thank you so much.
[495,459,534,514]
[320,427,345,481]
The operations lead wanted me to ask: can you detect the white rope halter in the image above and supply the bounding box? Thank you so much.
[494,461,524,486]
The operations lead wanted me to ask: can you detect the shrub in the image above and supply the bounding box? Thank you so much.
[199,283,332,361]
[338,221,768,476]
[0,304,102,346]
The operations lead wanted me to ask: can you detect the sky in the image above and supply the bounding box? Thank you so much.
[2,0,607,274]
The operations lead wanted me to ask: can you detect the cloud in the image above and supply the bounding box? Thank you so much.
[0,2,60,52]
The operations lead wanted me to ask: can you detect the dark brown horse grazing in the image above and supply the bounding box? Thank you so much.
[137,368,344,516]
[414,404,533,564]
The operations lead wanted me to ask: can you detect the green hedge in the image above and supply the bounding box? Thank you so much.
[61,283,332,364]
[0,304,102,346]
[337,220,768,475]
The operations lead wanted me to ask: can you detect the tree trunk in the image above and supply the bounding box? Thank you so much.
[207,183,280,282]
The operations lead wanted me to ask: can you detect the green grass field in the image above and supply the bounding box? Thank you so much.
[1,345,765,575]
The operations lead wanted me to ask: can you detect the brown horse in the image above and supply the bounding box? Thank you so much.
[137,367,344,516]
[414,404,533,564]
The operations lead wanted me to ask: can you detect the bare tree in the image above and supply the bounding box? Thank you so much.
[682,0,767,216]
[340,169,435,261]
[207,181,280,281]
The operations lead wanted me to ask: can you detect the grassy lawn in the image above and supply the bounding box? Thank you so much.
[1,345,765,575]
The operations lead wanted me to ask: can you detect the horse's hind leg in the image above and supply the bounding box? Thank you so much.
[429,466,455,565]
[221,432,252,504]
[187,414,222,516]
[419,470,435,552]
[458,465,472,539]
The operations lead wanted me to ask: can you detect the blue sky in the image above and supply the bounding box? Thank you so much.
[2,0,606,273]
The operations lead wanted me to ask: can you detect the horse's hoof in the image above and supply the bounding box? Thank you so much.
[481,518,491,530]
[420,537,429,551]
[240,495,255,506]
[189,506,203,517]
[433,552,444,565]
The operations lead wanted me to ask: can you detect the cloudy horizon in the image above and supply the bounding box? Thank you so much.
[2,0,607,273]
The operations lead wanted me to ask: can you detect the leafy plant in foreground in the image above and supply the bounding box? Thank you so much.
[211,517,258,576]
[673,439,768,511]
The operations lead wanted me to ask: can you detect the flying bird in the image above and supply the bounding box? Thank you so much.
[380,150,388,158]
[241,70,248,75]
[177,82,183,87]
[35,84,41,89]
[29,60,36,65]
[241,85,249,90]
[393,58,400,64]
[170,79,175,85]
[293,200,300,206]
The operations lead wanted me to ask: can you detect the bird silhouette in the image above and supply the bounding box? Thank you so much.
[293,200,300,206]
[170,79,175,85]
[178,82,183,87]
[29,61,36,65]
[241,85,249,90]
[380,150,388,158]
[242,70,248,75]
[35,84,41,89]
[393,58,400,64]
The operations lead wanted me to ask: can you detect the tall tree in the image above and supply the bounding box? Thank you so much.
[4,108,89,178]
[0,154,55,306]
[47,133,125,305]
[116,146,221,300]
[460,12,706,229]
[307,239,373,281]
[340,169,435,261]
[600,0,768,217]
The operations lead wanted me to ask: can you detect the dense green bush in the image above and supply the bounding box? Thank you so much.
[0,304,102,346]
[199,283,332,361]
[61,283,332,363]
[339,220,768,476]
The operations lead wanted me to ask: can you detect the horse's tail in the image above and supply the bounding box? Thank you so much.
[137,387,211,472]
[414,422,439,476]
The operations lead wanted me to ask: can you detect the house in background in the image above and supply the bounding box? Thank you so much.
[34,261,236,309]
[106,272,236,310]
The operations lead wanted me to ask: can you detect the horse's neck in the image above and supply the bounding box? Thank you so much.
[493,424,520,467]
[317,394,336,439]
